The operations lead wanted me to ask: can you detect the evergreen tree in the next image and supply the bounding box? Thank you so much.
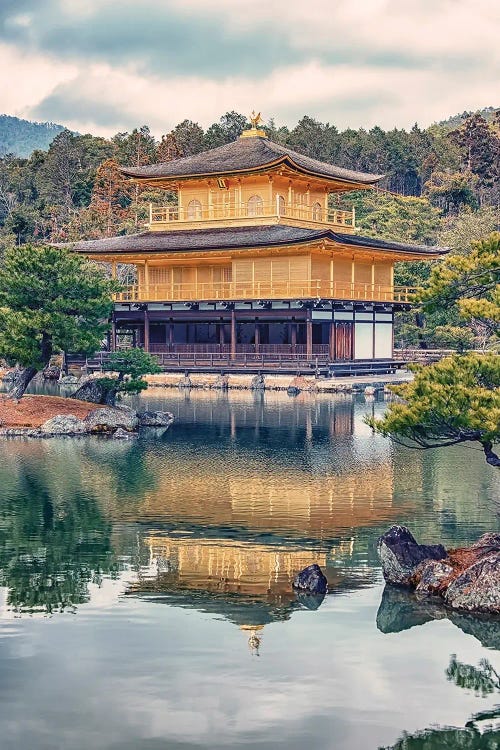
[172,120,205,156]
[0,244,117,398]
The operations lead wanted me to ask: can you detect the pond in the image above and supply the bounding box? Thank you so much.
[0,388,499,749]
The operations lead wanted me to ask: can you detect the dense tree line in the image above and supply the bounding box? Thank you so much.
[0,108,498,349]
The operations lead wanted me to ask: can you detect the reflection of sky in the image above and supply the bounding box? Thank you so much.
[0,391,499,748]
[0,586,499,750]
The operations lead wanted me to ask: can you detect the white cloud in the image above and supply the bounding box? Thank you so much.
[0,43,77,120]
[0,0,498,135]
[25,58,499,137]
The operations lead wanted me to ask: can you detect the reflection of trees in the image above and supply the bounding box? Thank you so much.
[0,463,119,614]
[382,713,500,749]
[383,656,500,748]
[447,654,500,696]
[379,588,500,749]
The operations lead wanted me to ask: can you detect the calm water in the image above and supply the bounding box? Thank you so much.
[0,388,499,749]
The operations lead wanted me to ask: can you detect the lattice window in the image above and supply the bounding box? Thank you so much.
[312,201,322,221]
[247,194,263,217]
[187,199,202,220]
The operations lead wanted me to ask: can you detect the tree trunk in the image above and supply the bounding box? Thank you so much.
[481,441,500,467]
[7,367,38,399]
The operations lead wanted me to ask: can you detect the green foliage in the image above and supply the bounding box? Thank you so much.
[367,353,500,463]
[96,348,161,402]
[419,233,500,340]
[0,243,117,375]
[351,190,441,245]
[431,325,474,351]
[424,170,478,214]
[437,206,499,253]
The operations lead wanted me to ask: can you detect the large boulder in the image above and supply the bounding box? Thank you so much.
[84,406,138,433]
[293,564,328,595]
[377,525,447,586]
[414,559,454,598]
[73,378,112,405]
[40,414,87,435]
[444,552,500,615]
[137,410,174,427]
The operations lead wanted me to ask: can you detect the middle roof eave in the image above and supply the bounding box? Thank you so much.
[70,224,449,257]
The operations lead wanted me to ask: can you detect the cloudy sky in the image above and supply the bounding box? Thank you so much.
[0,0,498,136]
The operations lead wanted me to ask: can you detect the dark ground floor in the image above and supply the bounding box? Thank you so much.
[110,302,396,363]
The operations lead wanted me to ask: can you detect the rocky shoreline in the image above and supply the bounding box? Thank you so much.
[377,525,500,615]
[0,397,174,439]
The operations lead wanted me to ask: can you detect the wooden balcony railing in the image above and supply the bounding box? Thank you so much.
[149,200,355,229]
[114,280,416,304]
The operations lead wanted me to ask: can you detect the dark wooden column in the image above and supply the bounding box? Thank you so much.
[306,308,313,359]
[291,321,297,353]
[219,321,225,347]
[329,320,336,361]
[143,308,150,352]
[110,315,117,352]
[169,320,174,350]
[254,321,260,353]
[230,308,236,358]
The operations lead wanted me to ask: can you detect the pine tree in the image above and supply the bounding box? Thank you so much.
[0,244,117,398]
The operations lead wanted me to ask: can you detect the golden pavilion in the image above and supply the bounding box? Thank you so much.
[72,115,447,372]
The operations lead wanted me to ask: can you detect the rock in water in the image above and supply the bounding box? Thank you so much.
[293,564,328,595]
[445,553,500,614]
[113,427,137,440]
[137,410,174,427]
[40,414,87,435]
[84,407,138,433]
[377,525,447,586]
[414,559,454,598]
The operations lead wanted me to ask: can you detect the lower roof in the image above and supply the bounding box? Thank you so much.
[70,224,448,257]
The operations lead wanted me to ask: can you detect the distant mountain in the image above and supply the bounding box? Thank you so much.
[436,106,498,130]
[0,115,65,158]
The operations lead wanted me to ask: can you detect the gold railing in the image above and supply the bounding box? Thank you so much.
[114,281,416,304]
[149,201,355,229]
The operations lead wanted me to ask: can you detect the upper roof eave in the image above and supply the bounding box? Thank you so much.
[121,155,383,188]
[120,136,384,186]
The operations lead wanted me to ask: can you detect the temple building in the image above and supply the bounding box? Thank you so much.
[72,115,447,371]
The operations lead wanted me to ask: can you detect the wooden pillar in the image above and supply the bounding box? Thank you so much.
[144,260,150,300]
[254,321,260,353]
[219,321,225,347]
[169,320,174,349]
[306,308,313,359]
[230,308,236,358]
[111,315,117,352]
[143,308,150,352]
[329,320,335,361]
[291,321,297,353]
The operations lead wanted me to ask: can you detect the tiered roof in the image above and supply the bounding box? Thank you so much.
[72,225,448,257]
[121,135,383,187]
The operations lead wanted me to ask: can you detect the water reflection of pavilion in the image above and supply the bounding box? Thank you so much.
[126,534,377,652]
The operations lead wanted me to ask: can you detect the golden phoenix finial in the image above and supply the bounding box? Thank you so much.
[250,111,263,129]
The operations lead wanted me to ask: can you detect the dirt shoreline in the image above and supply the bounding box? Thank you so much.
[0,395,104,428]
